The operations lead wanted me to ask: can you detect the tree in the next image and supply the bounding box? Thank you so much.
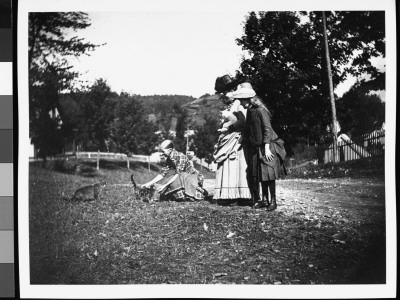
[173,105,190,152]
[111,93,159,155]
[78,79,116,151]
[29,63,65,165]
[235,11,385,156]
[29,12,100,163]
[236,11,328,156]
[336,81,385,136]
[192,114,220,164]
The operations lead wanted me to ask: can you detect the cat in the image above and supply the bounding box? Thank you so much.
[63,179,107,202]
[131,174,155,202]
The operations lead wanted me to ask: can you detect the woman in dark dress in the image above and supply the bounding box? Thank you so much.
[232,87,287,210]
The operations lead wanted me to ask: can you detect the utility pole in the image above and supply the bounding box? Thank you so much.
[184,128,194,157]
[322,11,338,163]
[186,130,189,155]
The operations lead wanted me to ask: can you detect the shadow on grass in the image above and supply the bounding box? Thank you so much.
[286,156,384,180]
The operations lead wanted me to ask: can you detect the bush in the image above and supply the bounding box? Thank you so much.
[46,158,78,173]
[289,143,318,166]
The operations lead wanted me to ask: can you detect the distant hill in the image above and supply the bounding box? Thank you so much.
[135,94,195,115]
[183,93,225,127]
[57,92,225,134]
[135,95,194,132]
[136,93,225,130]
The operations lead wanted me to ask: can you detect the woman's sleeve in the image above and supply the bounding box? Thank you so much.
[228,99,240,112]
[160,164,170,177]
[258,109,273,144]
[160,155,179,177]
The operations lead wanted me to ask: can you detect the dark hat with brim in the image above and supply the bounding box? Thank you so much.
[215,75,237,93]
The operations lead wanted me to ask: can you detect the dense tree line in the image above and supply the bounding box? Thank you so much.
[60,81,190,155]
[234,11,385,155]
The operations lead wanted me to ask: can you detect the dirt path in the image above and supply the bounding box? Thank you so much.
[204,177,385,222]
[203,176,386,284]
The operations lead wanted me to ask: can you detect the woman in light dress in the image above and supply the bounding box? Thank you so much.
[212,76,252,204]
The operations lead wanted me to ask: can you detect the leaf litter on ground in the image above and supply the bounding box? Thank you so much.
[29,162,385,284]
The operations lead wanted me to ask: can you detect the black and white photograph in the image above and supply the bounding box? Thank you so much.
[18,0,396,298]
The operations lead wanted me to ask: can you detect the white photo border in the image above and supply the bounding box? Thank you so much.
[18,0,397,298]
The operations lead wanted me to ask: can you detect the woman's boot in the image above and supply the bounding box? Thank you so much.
[261,181,270,208]
[268,196,277,211]
[254,182,270,209]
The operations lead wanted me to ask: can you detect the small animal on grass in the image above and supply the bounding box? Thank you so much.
[131,174,155,202]
[62,179,107,202]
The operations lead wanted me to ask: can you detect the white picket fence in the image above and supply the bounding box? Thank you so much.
[76,152,157,162]
[75,151,216,171]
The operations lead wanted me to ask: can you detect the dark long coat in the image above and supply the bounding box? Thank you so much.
[243,106,286,181]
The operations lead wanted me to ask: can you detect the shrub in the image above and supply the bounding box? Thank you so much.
[46,158,79,173]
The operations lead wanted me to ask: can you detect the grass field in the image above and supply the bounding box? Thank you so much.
[28,158,386,284]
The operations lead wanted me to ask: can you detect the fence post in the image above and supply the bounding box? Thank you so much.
[148,156,150,172]
[97,150,100,170]
[127,155,130,169]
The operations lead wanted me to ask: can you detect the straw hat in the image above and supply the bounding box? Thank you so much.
[231,82,256,99]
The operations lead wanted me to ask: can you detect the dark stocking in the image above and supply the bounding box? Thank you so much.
[266,180,277,211]
[249,176,261,202]
[261,181,270,205]
[267,180,276,200]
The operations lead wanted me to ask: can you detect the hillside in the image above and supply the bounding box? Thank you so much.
[58,92,225,138]
[136,94,195,115]
[137,93,225,131]
[183,93,225,127]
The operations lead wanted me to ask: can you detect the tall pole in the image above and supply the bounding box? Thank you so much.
[322,11,338,163]
[185,126,189,156]
[186,134,189,155]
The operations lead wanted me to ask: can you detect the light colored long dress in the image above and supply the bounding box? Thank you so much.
[213,110,252,200]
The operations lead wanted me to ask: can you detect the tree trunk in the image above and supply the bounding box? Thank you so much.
[322,11,338,163]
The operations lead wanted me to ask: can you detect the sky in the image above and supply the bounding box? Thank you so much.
[66,10,385,99]
[69,11,249,98]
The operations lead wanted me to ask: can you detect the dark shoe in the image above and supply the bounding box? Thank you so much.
[253,201,268,209]
[264,197,271,209]
[267,198,277,211]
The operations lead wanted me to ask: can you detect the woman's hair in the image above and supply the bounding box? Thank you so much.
[219,93,234,105]
[250,96,272,118]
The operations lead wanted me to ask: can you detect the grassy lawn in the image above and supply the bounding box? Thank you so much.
[29,158,386,284]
